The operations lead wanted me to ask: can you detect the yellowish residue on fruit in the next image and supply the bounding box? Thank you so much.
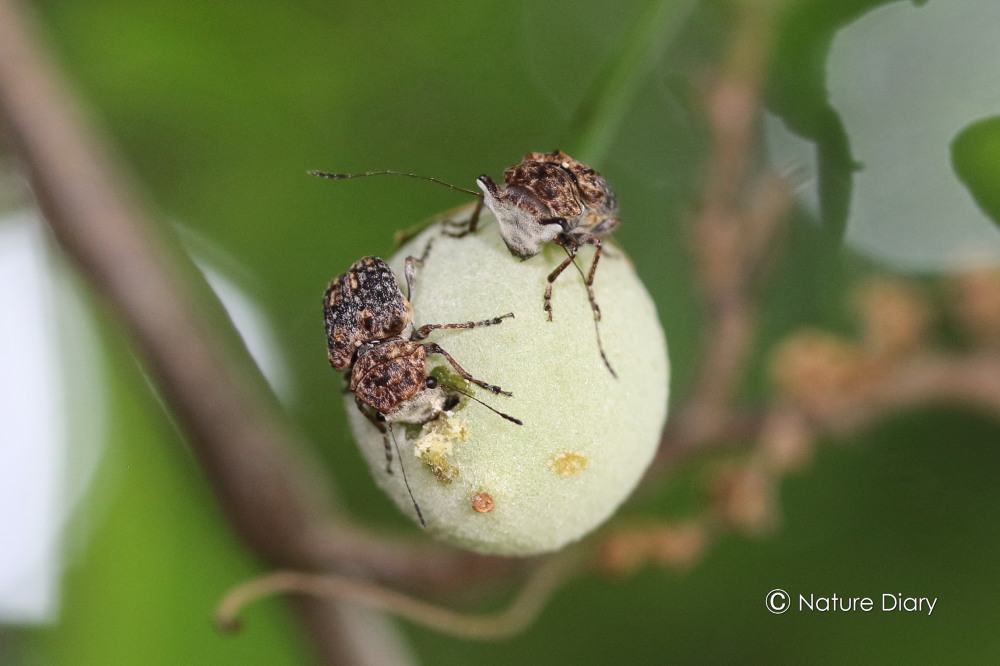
[549,451,588,478]
[414,413,467,484]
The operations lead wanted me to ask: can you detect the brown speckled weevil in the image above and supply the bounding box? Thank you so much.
[311,150,620,377]
[476,151,619,377]
[324,252,521,526]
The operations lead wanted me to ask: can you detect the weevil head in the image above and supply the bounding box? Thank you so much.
[476,175,562,259]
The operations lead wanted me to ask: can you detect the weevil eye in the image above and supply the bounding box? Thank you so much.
[375,412,386,423]
[425,376,438,389]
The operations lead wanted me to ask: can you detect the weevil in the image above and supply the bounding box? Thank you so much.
[311,150,620,377]
[475,151,619,377]
[324,252,520,525]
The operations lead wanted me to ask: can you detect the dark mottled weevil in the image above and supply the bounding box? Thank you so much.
[325,251,521,526]
[311,150,620,377]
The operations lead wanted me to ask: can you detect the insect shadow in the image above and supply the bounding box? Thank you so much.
[311,150,620,378]
[324,246,521,526]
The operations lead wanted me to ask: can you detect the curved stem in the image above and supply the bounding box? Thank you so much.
[217,548,584,641]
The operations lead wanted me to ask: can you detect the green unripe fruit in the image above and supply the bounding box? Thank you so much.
[346,206,669,556]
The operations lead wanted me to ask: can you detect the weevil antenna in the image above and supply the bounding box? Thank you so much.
[309,170,483,198]
[441,382,524,425]
[388,424,426,528]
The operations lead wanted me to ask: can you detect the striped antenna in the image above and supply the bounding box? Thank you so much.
[442,382,523,425]
[388,425,426,528]
[309,170,482,198]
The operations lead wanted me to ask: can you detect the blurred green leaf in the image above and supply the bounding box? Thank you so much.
[952,115,1000,229]
[768,0,895,239]
[770,0,1000,267]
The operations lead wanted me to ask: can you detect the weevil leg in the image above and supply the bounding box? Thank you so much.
[423,343,512,397]
[570,233,604,322]
[403,238,435,303]
[559,234,617,378]
[411,312,513,341]
[468,197,483,233]
[442,198,484,238]
[544,251,577,322]
[355,396,393,473]
[416,237,434,263]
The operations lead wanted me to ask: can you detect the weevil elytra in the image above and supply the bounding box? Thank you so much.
[312,150,621,377]
[324,253,520,525]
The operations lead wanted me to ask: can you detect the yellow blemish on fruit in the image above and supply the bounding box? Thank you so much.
[549,451,588,477]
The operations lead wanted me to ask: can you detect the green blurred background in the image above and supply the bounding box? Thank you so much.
[5,0,1000,663]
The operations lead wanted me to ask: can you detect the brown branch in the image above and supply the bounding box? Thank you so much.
[0,2,369,662]
[0,0,523,660]
[656,2,790,468]
[799,351,1000,434]
[657,349,1000,473]
[0,0,329,568]
[622,347,1000,576]
[303,526,527,594]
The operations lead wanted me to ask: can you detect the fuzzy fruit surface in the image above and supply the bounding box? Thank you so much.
[346,206,669,556]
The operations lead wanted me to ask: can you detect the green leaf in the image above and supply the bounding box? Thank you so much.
[952,115,1000,229]
[767,0,896,240]
[769,0,1000,269]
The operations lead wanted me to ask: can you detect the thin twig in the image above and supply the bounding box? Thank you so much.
[798,351,1000,433]
[656,350,1000,470]
[216,549,584,641]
